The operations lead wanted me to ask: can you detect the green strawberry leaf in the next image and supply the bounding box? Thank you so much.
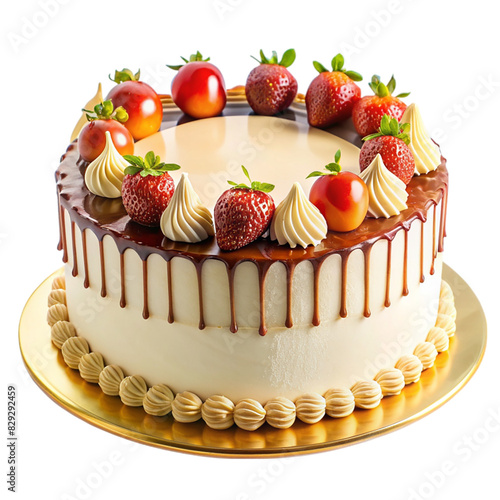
[313,60,329,73]
[227,166,274,193]
[279,48,296,68]
[325,163,341,173]
[344,70,363,82]
[124,153,180,176]
[334,149,341,164]
[313,54,362,81]
[387,75,396,94]
[362,115,411,145]
[307,150,343,178]
[396,92,411,98]
[145,151,156,169]
[123,155,146,169]
[124,166,142,176]
[252,182,275,193]
[331,53,344,71]
[109,68,140,83]
[167,52,210,71]
[306,171,326,179]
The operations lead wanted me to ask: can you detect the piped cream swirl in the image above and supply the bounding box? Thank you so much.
[359,154,408,218]
[160,173,214,243]
[401,103,441,175]
[270,182,327,248]
[84,131,128,198]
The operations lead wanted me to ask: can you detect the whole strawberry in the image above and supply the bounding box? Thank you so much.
[352,75,410,137]
[121,152,180,226]
[245,49,298,115]
[359,115,415,185]
[306,53,362,128]
[214,166,275,251]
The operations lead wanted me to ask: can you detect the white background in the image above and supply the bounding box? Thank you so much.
[1,0,499,498]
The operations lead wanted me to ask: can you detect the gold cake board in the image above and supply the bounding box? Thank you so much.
[19,265,486,458]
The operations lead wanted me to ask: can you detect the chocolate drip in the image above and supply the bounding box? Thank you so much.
[71,221,78,277]
[59,204,68,263]
[119,252,126,308]
[431,204,437,275]
[142,259,149,319]
[258,263,272,336]
[98,239,106,298]
[385,239,392,308]
[402,229,409,296]
[420,220,425,283]
[196,263,205,330]
[55,105,449,334]
[285,262,296,328]
[82,230,89,288]
[227,265,238,333]
[167,258,174,323]
[363,247,371,318]
[311,259,323,326]
[339,253,349,318]
[438,188,448,252]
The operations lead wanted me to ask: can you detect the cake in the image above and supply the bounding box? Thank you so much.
[48,54,455,431]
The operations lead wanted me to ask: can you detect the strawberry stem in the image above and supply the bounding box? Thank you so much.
[227,166,275,193]
[307,149,343,178]
[250,48,296,67]
[362,115,411,144]
[83,100,129,123]
[368,74,410,98]
[109,68,141,83]
[312,53,362,81]
[167,51,211,71]
[123,152,180,177]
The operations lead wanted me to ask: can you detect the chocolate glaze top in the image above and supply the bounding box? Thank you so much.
[56,102,447,267]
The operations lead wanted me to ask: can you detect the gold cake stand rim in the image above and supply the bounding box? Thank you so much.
[19,264,486,458]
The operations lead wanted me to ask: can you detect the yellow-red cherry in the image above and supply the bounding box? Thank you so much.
[308,150,368,232]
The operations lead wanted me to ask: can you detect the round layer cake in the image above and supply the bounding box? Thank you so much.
[56,96,448,404]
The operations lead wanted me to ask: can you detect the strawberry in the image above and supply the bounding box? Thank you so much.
[352,75,410,137]
[121,152,180,226]
[306,53,362,128]
[214,166,275,251]
[359,115,415,185]
[245,49,298,115]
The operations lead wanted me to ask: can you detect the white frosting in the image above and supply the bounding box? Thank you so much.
[160,173,214,243]
[84,131,128,198]
[62,115,446,405]
[359,154,408,218]
[270,182,327,248]
[401,103,441,175]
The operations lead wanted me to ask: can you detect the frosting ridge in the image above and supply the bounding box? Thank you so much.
[359,154,408,218]
[270,182,327,248]
[401,103,441,175]
[84,131,128,198]
[160,173,214,243]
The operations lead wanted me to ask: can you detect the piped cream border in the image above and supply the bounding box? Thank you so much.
[47,277,456,432]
